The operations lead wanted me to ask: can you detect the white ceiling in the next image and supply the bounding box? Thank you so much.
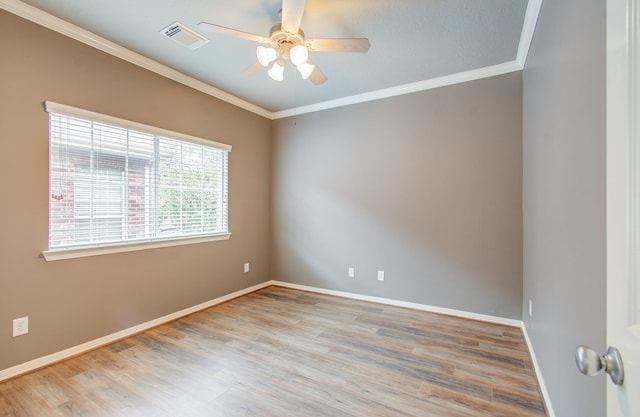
[4,0,538,118]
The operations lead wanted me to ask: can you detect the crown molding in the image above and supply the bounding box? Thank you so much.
[0,0,272,119]
[517,0,543,67]
[272,0,542,119]
[272,61,522,119]
[1,0,541,120]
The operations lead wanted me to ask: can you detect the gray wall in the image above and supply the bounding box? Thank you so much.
[0,11,271,371]
[522,0,606,416]
[272,73,523,319]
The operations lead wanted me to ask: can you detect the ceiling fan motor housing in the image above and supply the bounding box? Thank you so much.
[269,24,305,60]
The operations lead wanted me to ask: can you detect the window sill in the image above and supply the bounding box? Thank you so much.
[41,233,231,261]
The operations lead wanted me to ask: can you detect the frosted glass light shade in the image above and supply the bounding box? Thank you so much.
[257,46,277,67]
[268,60,285,81]
[297,61,315,79]
[290,45,309,66]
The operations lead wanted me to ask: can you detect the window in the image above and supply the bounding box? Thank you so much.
[73,166,124,244]
[44,102,231,260]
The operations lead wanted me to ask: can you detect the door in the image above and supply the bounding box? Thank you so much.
[607,0,640,415]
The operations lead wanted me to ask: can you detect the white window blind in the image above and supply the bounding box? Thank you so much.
[46,102,230,252]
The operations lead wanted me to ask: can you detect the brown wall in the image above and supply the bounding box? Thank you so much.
[272,73,523,319]
[0,10,271,370]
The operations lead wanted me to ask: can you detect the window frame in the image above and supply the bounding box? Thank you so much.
[42,101,231,262]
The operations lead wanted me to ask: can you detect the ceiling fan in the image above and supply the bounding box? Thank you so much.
[197,0,371,85]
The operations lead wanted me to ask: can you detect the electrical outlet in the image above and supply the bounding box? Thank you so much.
[377,270,385,281]
[12,317,29,337]
[348,267,355,278]
[244,262,250,273]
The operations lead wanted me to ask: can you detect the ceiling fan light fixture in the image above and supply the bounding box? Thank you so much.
[268,60,285,81]
[198,2,371,86]
[257,46,277,67]
[297,61,315,80]
[289,44,309,66]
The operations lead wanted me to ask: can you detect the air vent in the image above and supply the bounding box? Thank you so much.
[160,22,209,50]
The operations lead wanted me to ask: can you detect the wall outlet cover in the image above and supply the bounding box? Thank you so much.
[13,316,29,337]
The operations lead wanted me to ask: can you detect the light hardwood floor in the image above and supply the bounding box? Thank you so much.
[0,286,547,416]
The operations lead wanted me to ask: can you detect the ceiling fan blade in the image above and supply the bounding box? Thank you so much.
[197,22,270,44]
[281,0,307,34]
[242,61,263,77]
[306,38,371,53]
[308,66,328,86]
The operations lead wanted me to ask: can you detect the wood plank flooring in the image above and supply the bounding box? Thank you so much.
[0,286,548,416]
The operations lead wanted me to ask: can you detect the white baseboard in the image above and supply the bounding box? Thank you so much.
[270,280,555,415]
[0,281,272,382]
[521,324,557,417]
[0,278,555,417]
[268,280,523,327]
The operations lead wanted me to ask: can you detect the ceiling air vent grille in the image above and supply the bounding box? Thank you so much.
[160,22,209,50]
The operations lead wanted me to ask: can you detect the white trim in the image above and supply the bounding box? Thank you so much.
[1,0,542,120]
[521,325,557,417]
[274,0,545,120]
[606,0,640,414]
[627,0,640,331]
[42,233,231,261]
[45,101,233,152]
[270,280,554,413]
[0,277,553,416]
[0,0,272,119]
[516,0,543,67]
[0,281,271,383]
[268,280,522,327]
[271,61,523,119]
